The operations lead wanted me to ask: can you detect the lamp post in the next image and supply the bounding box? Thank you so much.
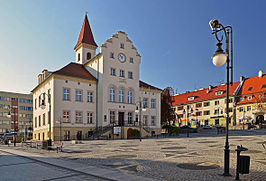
[209,19,233,176]
[135,99,147,142]
[40,92,52,146]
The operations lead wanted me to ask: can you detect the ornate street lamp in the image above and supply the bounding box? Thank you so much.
[40,92,52,147]
[209,19,233,176]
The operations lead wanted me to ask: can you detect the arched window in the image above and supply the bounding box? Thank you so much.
[109,88,115,102]
[87,52,91,60]
[128,90,133,104]
[119,88,124,103]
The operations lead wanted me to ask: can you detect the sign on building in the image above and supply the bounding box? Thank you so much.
[113,127,121,135]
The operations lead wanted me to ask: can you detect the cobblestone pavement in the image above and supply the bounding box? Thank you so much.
[3,130,266,181]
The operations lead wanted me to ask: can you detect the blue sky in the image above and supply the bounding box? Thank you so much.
[0,0,265,94]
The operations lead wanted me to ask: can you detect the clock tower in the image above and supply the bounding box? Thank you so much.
[74,15,98,64]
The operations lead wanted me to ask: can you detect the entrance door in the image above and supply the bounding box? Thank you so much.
[118,112,124,126]
[77,131,82,140]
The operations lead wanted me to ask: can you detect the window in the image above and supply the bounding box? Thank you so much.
[240,97,245,102]
[177,106,183,110]
[215,119,219,125]
[120,43,124,49]
[229,108,233,112]
[39,115,41,127]
[19,106,33,111]
[248,87,253,91]
[119,88,124,103]
[135,114,138,123]
[196,112,202,116]
[128,112,133,124]
[87,92,93,102]
[63,88,70,101]
[216,91,223,95]
[196,103,202,108]
[110,68,116,76]
[248,96,252,101]
[247,106,251,111]
[75,111,83,123]
[215,100,219,105]
[75,90,82,102]
[204,102,210,107]
[143,116,148,126]
[188,96,194,101]
[128,90,133,104]
[87,112,93,124]
[151,116,156,126]
[130,57,133,63]
[34,98,37,109]
[214,109,219,115]
[143,98,148,108]
[38,95,41,107]
[35,117,37,128]
[151,99,156,108]
[110,111,115,124]
[43,113,45,125]
[110,52,114,58]
[203,111,210,115]
[119,70,125,77]
[128,72,133,79]
[239,107,243,112]
[87,52,91,60]
[262,84,266,89]
[109,88,115,102]
[78,53,80,61]
[63,111,70,123]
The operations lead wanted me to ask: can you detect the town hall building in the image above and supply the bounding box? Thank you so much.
[32,15,162,141]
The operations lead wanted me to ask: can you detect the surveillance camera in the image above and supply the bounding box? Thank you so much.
[209,19,219,30]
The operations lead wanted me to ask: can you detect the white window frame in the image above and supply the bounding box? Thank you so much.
[110,68,116,76]
[63,111,70,123]
[109,88,115,102]
[110,111,115,124]
[128,71,133,79]
[87,112,93,124]
[143,98,148,108]
[128,112,133,124]
[75,111,83,123]
[151,99,156,108]
[119,88,124,103]
[127,90,133,104]
[119,70,125,77]
[87,91,93,102]
[75,90,82,102]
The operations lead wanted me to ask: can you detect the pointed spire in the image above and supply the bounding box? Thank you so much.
[74,15,97,50]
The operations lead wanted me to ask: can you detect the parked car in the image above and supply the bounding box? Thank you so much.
[202,126,213,129]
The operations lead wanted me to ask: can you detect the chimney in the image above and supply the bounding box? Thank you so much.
[240,76,245,82]
[209,85,212,90]
[38,74,43,84]
[258,70,263,78]
[42,69,48,79]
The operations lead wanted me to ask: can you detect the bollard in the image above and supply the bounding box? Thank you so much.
[235,145,249,180]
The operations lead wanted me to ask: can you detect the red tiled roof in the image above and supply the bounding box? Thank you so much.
[172,82,240,106]
[139,80,162,91]
[237,74,266,105]
[74,15,97,49]
[53,62,96,80]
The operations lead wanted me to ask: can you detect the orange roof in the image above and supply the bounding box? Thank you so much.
[237,74,266,105]
[74,15,97,49]
[172,82,240,106]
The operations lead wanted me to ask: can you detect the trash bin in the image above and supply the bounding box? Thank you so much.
[239,155,250,174]
[235,145,250,180]
[42,140,48,149]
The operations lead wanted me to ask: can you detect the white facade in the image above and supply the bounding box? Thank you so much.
[32,17,161,141]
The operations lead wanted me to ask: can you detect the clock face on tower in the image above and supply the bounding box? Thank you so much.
[118,53,126,63]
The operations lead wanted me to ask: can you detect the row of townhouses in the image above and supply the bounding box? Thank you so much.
[0,91,33,136]
[31,15,162,141]
[171,71,266,128]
